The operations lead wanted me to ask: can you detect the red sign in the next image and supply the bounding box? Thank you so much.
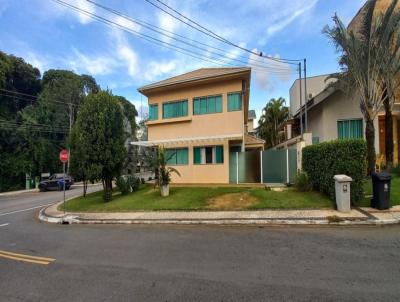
[59,149,69,163]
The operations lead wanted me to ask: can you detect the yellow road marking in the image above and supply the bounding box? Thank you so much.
[0,250,55,265]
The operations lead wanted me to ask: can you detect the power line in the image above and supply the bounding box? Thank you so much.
[53,0,296,75]
[86,0,295,71]
[142,0,301,65]
[0,90,78,107]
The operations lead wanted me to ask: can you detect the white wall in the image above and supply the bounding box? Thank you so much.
[307,90,380,152]
[289,75,336,117]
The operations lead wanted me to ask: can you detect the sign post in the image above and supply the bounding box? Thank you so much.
[59,149,69,215]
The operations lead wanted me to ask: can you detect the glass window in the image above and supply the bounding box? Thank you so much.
[165,148,188,165]
[193,146,224,165]
[149,104,158,120]
[337,119,363,139]
[163,100,188,119]
[228,92,242,111]
[193,95,222,115]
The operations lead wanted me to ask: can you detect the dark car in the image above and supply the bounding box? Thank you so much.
[38,174,74,192]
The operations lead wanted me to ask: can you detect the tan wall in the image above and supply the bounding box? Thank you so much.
[147,79,245,141]
[146,78,246,184]
[162,141,230,184]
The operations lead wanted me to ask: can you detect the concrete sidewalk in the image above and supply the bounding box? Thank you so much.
[39,201,400,226]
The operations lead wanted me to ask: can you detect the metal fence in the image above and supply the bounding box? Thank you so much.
[229,149,297,184]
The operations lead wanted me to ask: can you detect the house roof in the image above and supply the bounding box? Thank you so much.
[244,134,265,146]
[248,110,256,120]
[138,67,251,94]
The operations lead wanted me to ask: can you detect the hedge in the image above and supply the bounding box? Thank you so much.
[302,139,367,205]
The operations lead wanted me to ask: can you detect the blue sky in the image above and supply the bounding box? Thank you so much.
[0,0,366,121]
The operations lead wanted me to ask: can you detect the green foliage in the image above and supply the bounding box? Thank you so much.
[116,175,140,195]
[257,98,288,148]
[302,139,367,204]
[156,147,180,186]
[70,90,126,202]
[294,171,313,192]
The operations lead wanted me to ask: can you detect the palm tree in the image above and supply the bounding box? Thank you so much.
[323,0,400,173]
[257,98,289,148]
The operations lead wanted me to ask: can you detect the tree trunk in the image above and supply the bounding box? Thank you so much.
[83,179,87,197]
[103,177,113,202]
[365,118,376,175]
[384,98,394,171]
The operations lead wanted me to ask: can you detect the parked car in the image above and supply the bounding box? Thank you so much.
[38,174,74,192]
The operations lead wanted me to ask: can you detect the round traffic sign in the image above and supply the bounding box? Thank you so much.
[59,149,69,163]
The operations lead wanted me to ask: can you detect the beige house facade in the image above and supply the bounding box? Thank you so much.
[136,67,265,184]
[288,76,400,166]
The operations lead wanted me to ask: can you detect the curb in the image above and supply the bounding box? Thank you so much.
[38,204,400,226]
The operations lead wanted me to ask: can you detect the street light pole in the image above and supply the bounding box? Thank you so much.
[303,58,308,133]
[298,62,303,136]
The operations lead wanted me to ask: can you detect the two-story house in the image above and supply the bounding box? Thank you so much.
[136,67,265,184]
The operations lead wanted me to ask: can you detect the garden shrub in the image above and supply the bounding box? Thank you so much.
[294,171,313,192]
[302,139,367,204]
[116,175,140,195]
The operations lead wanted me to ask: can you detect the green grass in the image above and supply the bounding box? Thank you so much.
[360,175,400,207]
[61,185,333,212]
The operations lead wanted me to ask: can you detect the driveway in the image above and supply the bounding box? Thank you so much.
[0,186,400,301]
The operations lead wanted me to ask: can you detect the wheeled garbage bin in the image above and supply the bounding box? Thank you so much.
[371,172,392,210]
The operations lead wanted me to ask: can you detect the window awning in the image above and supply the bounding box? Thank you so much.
[131,133,243,147]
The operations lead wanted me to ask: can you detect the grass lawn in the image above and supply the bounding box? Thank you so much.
[360,175,400,207]
[61,185,333,212]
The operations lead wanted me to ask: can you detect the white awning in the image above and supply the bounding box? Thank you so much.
[131,133,243,147]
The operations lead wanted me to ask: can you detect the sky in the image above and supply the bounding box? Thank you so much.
[0,0,366,121]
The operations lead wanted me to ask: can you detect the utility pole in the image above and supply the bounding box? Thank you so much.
[298,62,303,136]
[67,103,74,174]
[303,58,308,133]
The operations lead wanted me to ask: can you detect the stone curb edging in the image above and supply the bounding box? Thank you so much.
[38,203,400,226]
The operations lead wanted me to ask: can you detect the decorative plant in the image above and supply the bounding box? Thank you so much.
[156,147,180,187]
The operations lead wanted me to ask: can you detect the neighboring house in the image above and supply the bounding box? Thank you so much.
[135,67,265,184]
[286,75,400,166]
[247,110,257,136]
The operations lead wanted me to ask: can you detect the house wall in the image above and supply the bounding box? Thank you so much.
[163,141,230,184]
[146,77,246,183]
[289,74,336,117]
[307,90,381,153]
[147,79,244,141]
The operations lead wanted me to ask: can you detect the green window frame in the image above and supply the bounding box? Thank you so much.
[149,104,158,121]
[228,92,242,111]
[193,145,224,165]
[193,95,222,115]
[165,148,188,165]
[337,119,363,139]
[163,100,188,119]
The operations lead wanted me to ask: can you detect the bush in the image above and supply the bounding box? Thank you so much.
[302,139,367,204]
[140,177,145,184]
[294,171,313,192]
[116,175,140,195]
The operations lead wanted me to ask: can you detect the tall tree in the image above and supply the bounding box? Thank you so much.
[257,98,288,149]
[70,91,126,201]
[323,1,400,173]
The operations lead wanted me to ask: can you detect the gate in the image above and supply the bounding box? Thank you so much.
[229,149,297,184]
[261,149,297,184]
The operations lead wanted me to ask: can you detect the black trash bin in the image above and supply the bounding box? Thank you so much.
[371,172,392,210]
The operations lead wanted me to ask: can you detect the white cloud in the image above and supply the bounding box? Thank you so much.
[144,60,177,81]
[249,48,292,91]
[266,0,319,38]
[70,0,95,24]
[67,48,116,76]
[25,52,49,73]
[157,12,179,42]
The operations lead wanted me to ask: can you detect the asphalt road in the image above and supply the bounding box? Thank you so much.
[1,188,400,301]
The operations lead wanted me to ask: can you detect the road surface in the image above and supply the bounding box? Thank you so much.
[1,186,399,301]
